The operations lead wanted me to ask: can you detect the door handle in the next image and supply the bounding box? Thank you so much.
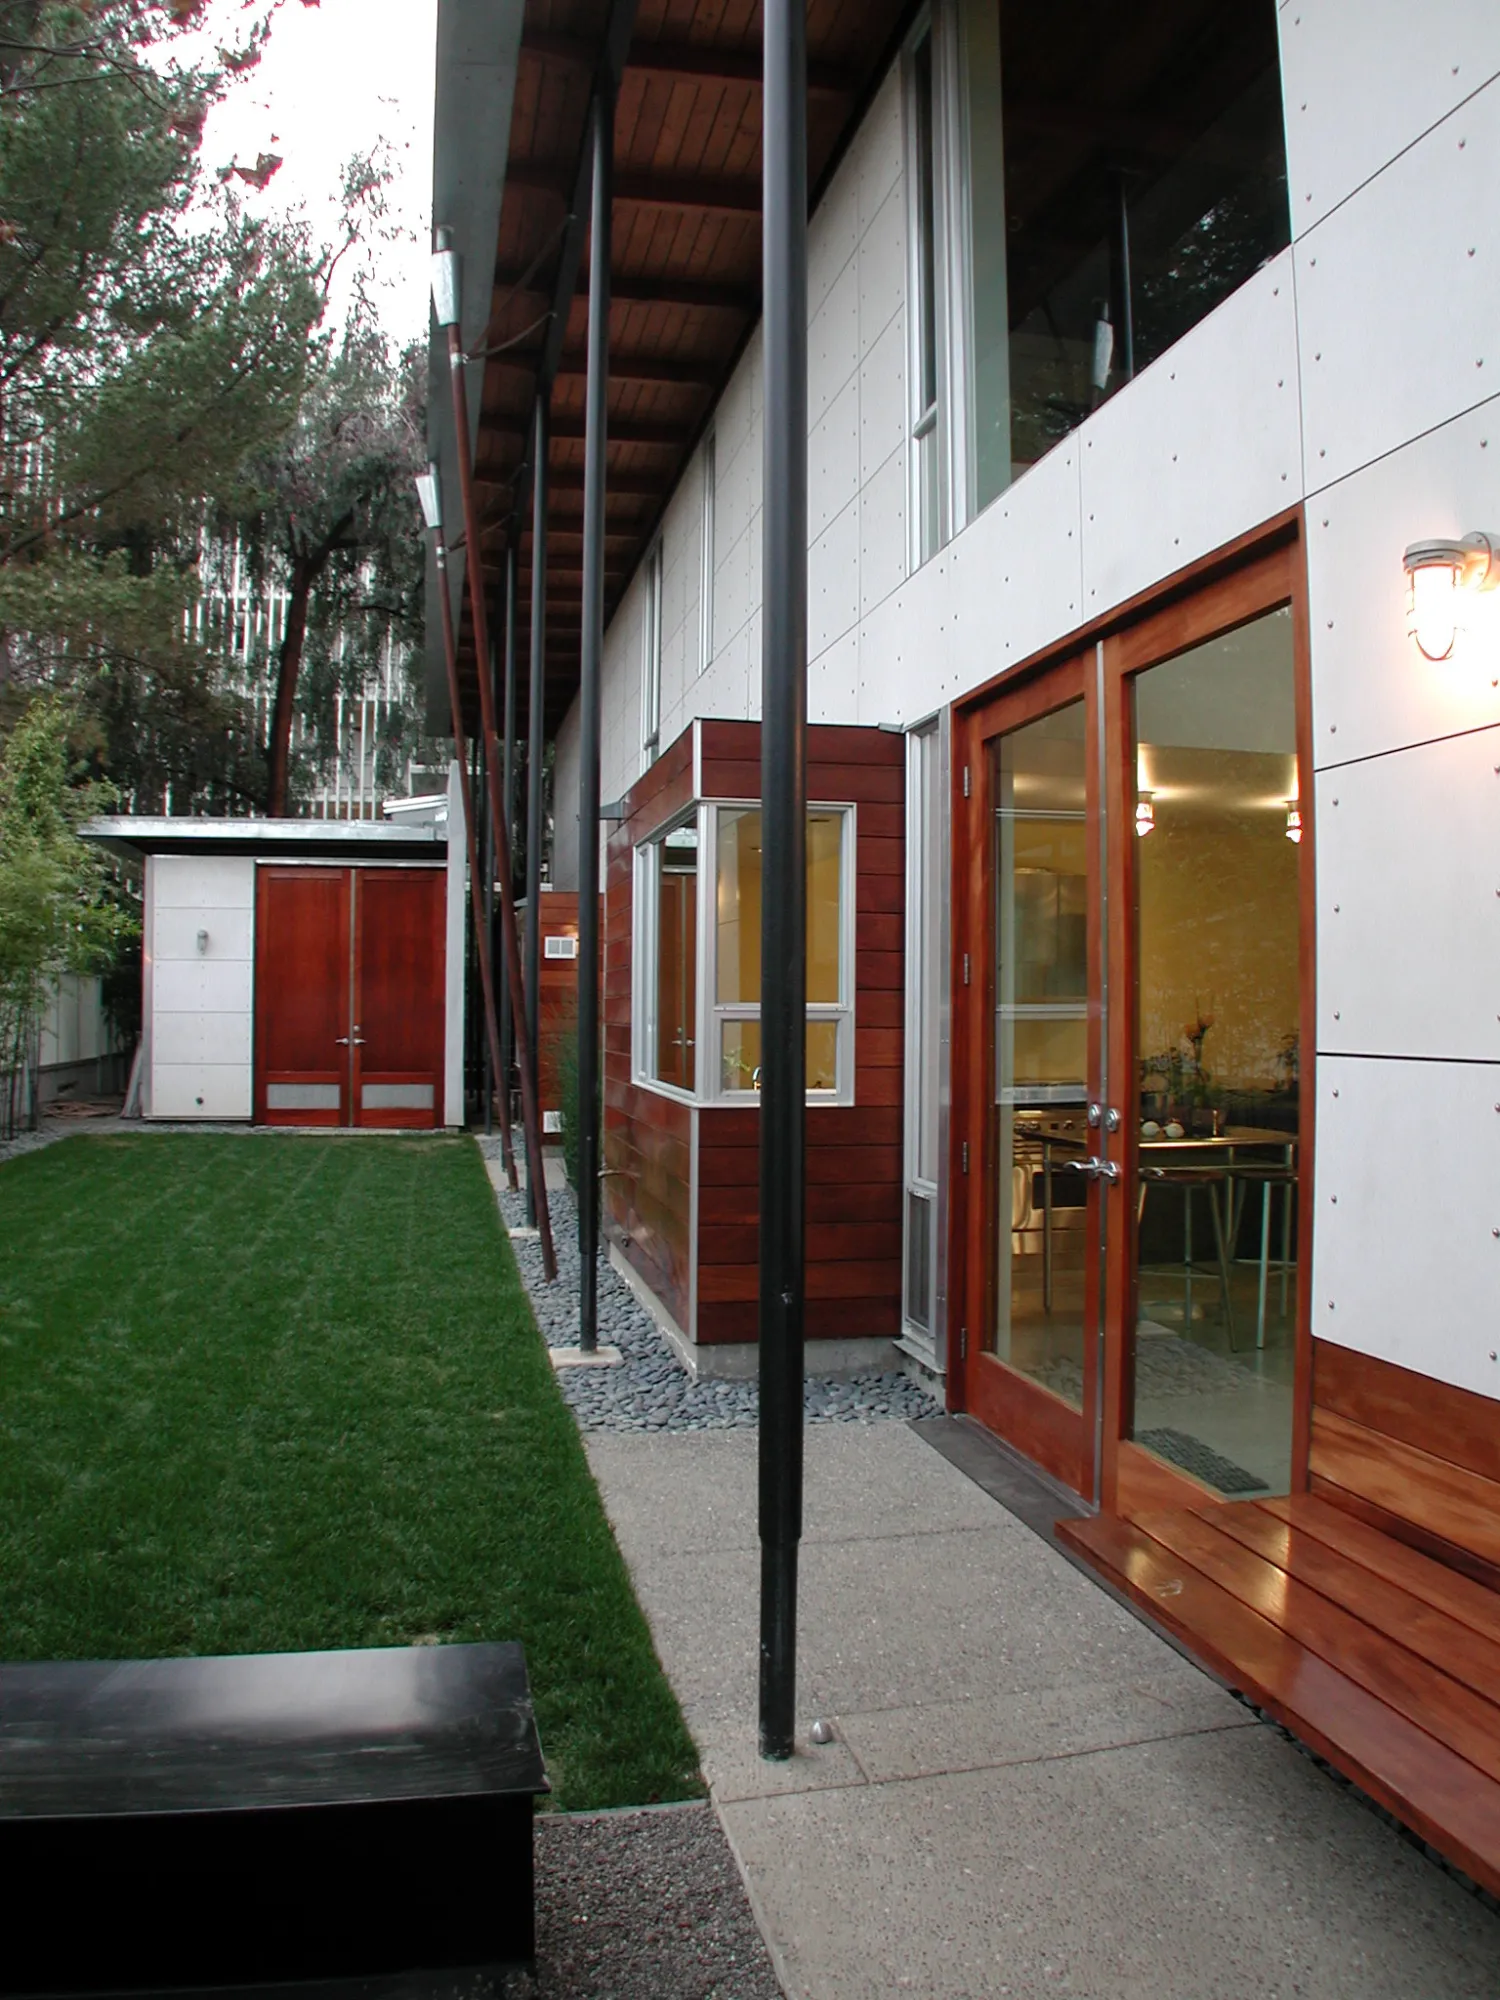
[1062,1155,1121,1184]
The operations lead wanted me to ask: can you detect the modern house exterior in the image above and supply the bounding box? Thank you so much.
[433,0,1500,1890]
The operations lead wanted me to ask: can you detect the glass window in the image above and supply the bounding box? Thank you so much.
[907,28,944,565]
[958,1,1289,509]
[699,435,716,670]
[641,542,663,760]
[712,805,850,1098]
[1130,606,1300,1497]
[650,823,697,1091]
[904,722,945,1346]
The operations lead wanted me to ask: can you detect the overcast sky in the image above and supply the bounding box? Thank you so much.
[169,0,438,345]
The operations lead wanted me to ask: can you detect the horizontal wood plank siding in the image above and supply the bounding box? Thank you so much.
[694,723,905,1345]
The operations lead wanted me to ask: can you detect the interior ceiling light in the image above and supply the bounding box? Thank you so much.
[1285,805,1302,845]
[1134,795,1155,836]
[1403,532,1498,661]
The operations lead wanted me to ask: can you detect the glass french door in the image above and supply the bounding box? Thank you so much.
[951,536,1311,1513]
[954,653,1110,1498]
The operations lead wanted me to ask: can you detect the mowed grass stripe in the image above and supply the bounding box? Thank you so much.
[0,1132,700,1811]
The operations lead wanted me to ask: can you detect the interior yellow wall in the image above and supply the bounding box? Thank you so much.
[1137,775,1300,1092]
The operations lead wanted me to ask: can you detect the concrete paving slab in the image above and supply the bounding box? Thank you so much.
[722,1727,1500,2000]
[835,1672,1253,1785]
[582,1420,1500,1998]
[585,1423,1011,1561]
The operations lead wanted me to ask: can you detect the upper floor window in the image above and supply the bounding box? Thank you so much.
[699,434,717,670]
[906,23,947,567]
[641,540,663,760]
[925,0,1290,525]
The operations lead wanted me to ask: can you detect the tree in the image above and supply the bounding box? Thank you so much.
[0,694,135,1134]
[0,0,323,808]
[229,155,427,815]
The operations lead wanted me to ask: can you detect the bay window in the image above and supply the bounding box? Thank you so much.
[635,803,854,1104]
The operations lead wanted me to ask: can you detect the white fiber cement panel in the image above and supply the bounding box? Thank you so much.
[1313,1055,1500,1403]
[1315,727,1500,1063]
[1280,0,1500,236]
[1297,80,1500,492]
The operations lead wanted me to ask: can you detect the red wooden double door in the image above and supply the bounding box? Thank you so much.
[254,866,446,1129]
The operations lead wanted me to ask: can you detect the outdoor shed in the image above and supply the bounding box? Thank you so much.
[86,767,465,1129]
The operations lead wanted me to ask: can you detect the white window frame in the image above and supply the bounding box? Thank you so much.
[903,0,972,569]
[640,539,663,761]
[632,804,704,1107]
[631,799,857,1109]
[699,432,716,670]
[900,716,950,1366]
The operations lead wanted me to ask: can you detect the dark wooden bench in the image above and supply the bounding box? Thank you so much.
[0,1642,548,1994]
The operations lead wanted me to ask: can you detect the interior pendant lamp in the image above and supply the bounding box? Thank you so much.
[1285,805,1302,844]
[1402,531,1498,661]
[1134,794,1155,836]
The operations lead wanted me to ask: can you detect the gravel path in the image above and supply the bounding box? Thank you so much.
[498,1804,783,1999]
[484,1141,939,1434]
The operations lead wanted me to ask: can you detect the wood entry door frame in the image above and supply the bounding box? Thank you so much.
[950,646,1108,1501]
[254,863,446,1131]
[949,515,1316,1514]
[1097,533,1316,1519]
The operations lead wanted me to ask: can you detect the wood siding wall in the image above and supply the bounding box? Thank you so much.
[603,719,906,1349]
[520,891,594,1138]
[1311,1339,1500,1592]
[603,731,696,1331]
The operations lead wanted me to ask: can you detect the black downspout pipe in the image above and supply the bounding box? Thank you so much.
[577,88,612,1353]
[525,395,549,1227]
[758,0,807,1764]
[501,545,518,1128]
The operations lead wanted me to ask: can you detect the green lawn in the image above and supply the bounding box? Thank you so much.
[0,1131,700,1811]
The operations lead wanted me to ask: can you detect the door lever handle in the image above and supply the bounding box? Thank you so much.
[1062,1155,1121,1184]
[335,1036,351,1046]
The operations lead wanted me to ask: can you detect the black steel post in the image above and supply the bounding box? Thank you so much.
[500,545,518,1128]
[758,0,808,1763]
[483,639,497,1136]
[577,88,612,1353]
[525,394,549,1227]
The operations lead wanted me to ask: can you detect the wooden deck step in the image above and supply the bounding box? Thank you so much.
[1059,1502,1500,1899]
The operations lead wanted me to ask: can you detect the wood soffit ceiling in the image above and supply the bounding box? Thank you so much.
[465,0,918,734]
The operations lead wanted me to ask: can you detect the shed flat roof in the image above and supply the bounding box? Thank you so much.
[81,817,448,863]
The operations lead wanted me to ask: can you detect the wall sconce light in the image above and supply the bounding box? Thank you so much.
[196,929,210,955]
[1403,532,1498,661]
[430,224,461,331]
[1285,805,1302,845]
[1134,795,1155,837]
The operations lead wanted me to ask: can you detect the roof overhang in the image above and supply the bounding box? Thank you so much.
[425,0,528,730]
[82,817,447,865]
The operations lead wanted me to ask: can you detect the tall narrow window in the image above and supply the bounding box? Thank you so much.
[641,541,663,761]
[907,29,943,567]
[699,434,716,671]
[903,721,944,1347]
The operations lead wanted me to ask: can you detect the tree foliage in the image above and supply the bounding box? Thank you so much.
[0,0,323,808]
[0,694,135,1132]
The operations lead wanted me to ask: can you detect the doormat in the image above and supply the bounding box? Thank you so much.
[1136,1426,1268,1495]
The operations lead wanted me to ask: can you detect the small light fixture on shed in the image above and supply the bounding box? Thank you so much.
[414,461,443,534]
[1402,531,1498,661]
[1134,794,1155,837]
[430,225,461,331]
[196,928,209,954]
[1285,805,1303,845]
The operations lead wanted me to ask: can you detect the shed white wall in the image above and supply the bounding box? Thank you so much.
[146,854,255,1120]
[555,7,1500,1400]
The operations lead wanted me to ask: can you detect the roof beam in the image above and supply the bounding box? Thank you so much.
[481,411,686,449]
[492,266,757,314]
[497,348,719,388]
[508,161,761,215]
[521,30,856,97]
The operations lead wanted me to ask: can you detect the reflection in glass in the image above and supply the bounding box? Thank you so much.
[714,807,845,1094]
[959,2,1290,507]
[990,700,1089,1405]
[1131,606,1300,1497]
[654,825,697,1091]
